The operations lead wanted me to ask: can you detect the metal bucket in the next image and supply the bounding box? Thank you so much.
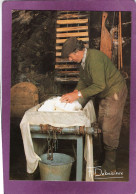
[39,153,75,181]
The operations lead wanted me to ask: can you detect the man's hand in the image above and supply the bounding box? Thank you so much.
[60,90,82,103]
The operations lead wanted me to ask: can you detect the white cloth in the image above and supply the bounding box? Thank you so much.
[84,134,94,181]
[38,97,82,112]
[20,99,96,180]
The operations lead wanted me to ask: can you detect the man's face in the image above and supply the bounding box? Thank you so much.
[68,51,83,63]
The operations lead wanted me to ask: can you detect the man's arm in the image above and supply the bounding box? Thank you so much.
[60,63,106,102]
[60,89,83,103]
[80,62,106,98]
[60,69,86,103]
[75,78,87,91]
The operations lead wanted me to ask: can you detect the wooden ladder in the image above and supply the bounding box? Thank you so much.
[55,11,89,83]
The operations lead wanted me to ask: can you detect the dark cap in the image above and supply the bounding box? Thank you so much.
[61,37,78,58]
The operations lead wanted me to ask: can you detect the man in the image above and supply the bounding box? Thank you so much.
[60,37,128,173]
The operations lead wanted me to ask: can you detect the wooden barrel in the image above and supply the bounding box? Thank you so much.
[11,82,39,118]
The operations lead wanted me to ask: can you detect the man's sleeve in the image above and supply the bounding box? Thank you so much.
[75,78,86,91]
[80,62,106,98]
[75,68,87,91]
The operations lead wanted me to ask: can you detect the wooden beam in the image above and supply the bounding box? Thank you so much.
[119,11,123,69]
[56,43,89,50]
[55,77,79,82]
[56,58,70,62]
[56,37,89,44]
[56,32,88,38]
[56,26,88,32]
[56,52,61,57]
[57,13,88,19]
[57,70,79,74]
[56,46,63,50]
[55,64,79,69]
[100,12,112,59]
[57,19,88,25]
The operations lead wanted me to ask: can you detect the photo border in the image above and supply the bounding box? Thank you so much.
[2,0,136,193]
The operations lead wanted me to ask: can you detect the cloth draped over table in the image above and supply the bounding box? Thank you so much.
[20,100,96,181]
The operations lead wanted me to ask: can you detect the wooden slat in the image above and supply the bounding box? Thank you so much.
[56,52,61,57]
[55,64,79,69]
[56,47,89,56]
[57,19,88,25]
[55,77,79,82]
[56,46,63,50]
[56,26,88,32]
[56,43,89,50]
[57,71,79,75]
[58,13,88,19]
[56,37,89,44]
[56,58,70,62]
[57,32,88,38]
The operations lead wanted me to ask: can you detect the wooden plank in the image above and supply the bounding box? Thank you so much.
[55,77,79,82]
[56,37,89,44]
[56,46,63,50]
[56,57,70,62]
[57,47,89,56]
[56,43,89,50]
[55,64,79,69]
[56,32,88,38]
[119,11,123,69]
[56,26,88,32]
[58,13,88,19]
[57,71,80,75]
[100,12,112,59]
[56,50,90,56]
[57,19,88,25]
[56,52,61,57]
[118,13,121,70]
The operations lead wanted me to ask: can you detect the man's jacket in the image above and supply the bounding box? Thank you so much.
[76,49,126,98]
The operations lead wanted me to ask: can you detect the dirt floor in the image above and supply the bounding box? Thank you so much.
[10,80,130,182]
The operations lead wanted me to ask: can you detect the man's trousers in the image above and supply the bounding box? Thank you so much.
[98,84,128,148]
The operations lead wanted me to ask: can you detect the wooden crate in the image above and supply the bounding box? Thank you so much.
[55,11,89,83]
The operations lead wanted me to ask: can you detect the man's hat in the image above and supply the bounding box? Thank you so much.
[61,37,78,58]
